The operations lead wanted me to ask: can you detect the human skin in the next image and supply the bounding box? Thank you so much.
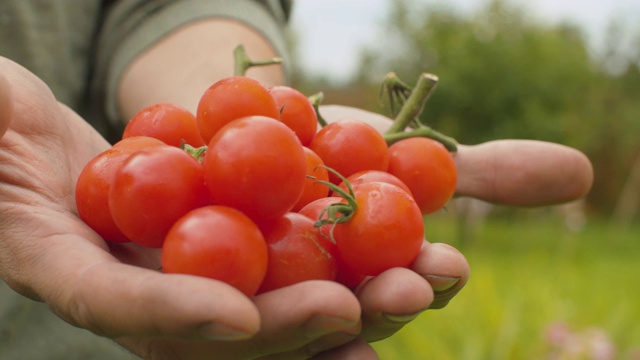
[0,18,593,360]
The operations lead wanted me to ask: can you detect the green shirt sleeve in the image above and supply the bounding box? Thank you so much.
[0,1,292,358]
[90,0,293,140]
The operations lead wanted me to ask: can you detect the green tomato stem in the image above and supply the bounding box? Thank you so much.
[181,142,207,162]
[233,44,283,76]
[308,91,328,128]
[312,166,359,242]
[385,73,439,134]
[380,72,413,118]
[384,127,458,152]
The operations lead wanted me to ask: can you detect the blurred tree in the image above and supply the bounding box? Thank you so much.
[353,0,601,146]
[339,0,639,218]
[290,0,640,218]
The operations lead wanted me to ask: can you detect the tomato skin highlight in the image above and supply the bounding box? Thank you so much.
[202,116,306,222]
[109,145,210,248]
[333,182,424,276]
[257,212,337,294]
[309,119,390,184]
[123,103,205,147]
[269,85,318,146]
[162,205,268,297]
[387,137,457,214]
[196,76,280,143]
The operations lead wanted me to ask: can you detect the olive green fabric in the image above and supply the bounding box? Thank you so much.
[0,1,291,358]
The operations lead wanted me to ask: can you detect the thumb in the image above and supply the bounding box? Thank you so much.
[0,73,14,139]
[35,234,262,342]
[59,260,262,341]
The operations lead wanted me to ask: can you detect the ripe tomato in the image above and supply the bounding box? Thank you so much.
[387,137,457,214]
[162,205,268,297]
[297,196,367,290]
[196,76,280,143]
[202,116,306,222]
[290,147,330,212]
[109,144,210,248]
[333,181,424,276]
[309,119,389,184]
[122,103,205,147]
[75,136,164,243]
[257,212,337,294]
[335,169,412,198]
[297,196,344,238]
[269,85,318,146]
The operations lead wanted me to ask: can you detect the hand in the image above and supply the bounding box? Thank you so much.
[316,105,593,352]
[0,56,456,360]
[0,57,365,359]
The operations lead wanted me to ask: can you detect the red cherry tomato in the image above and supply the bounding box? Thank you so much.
[309,119,389,184]
[333,182,424,276]
[269,85,318,146]
[123,103,205,147]
[297,196,367,289]
[257,212,337,294]
[109,144,210,248]
[387,137,457,214]
[75,136,164,243]
[196,76,280,143]
[297,196,344,238]
[202,116,306,222]
[162,205,268,297]
[290,147,330,212]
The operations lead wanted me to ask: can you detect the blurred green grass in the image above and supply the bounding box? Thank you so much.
[372,209,640,359]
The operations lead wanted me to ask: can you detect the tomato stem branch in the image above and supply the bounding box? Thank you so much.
[233,44,283,76]
[380,72,413,118]
[386,73,439,134]
[384,127,458,152]
[312,166,358,238]
[181,142,207,162]
[308,92,328,128]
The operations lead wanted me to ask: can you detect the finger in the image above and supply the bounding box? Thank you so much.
[455,140,593,206]
[0,73,13,138]
[54,249,261,342]
[311,337,379,360]
[411,242,470,309]
[125,280,363,359]
[355,267,433,342]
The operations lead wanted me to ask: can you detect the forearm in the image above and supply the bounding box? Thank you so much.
[117,18,286,122]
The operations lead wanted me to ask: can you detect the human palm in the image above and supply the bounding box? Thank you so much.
[0,58,426,359]
[0,57,593,359]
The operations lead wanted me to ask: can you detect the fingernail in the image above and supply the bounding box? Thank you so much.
[306,332,358,356]
[423,275,460,292]
[198,323,254,341]
[382,310,424,324]
[302,314,359,339]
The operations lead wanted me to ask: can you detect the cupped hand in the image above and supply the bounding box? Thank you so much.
[316,104,593,349]
[0,57,368,359]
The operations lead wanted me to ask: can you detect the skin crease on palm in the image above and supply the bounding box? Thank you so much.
[0,20,593,360]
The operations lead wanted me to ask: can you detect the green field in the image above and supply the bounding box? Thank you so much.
[372,210,640,359]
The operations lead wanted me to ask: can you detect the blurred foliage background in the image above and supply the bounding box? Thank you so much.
[288,0,639,358]
[290,0,640,224]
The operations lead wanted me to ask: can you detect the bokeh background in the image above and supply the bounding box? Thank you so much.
[288,0,640,359]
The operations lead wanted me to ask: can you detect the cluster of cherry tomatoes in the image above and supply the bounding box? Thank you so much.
[75,75,457,297]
